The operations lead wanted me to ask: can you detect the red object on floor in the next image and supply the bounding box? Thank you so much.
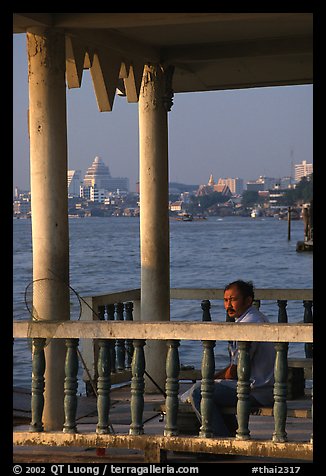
[96,448,106,456]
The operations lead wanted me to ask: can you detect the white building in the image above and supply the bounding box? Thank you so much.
[83,156,129,193]
[217,177,244,195]
[67,170,82,197]
[294,160,313,182]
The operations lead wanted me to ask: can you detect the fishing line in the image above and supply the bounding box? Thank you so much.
[25,272,167,400]
[24,276,115,432]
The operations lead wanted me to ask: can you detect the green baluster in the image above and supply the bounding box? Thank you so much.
[253,299,261,310]
[98,305,105,321]
[29,338,46,432]
[107,304,116,373]
[129,339,145,435]
[125,301,134,369]
[201,300,211,321]
[199,340,215,437]
[303,300,313,358]
[277,300,288,323]
[273,342,288,442]
[115,302,125,371]
[164,339,180,436]
[96,338,111,434]
[63,338,79,433]
[310,372,313,444]
[236,341,251,440]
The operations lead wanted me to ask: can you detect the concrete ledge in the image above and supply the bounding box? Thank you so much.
[13,321,313,343]
[13,431,313,462]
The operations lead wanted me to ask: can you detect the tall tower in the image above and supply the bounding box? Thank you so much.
[83,156,112,189]
[208,174,215,187]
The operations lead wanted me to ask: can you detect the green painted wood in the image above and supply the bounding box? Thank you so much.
[303,301,313,358]
[273,342,288,442]
[98,305,105,321]
[164,339,180,436]
[63,338,79,433]
[107,304,116,374]
[96,338,111,434]
[201,300,211,321]
[129,339,145,435]
[253,299,261,310]
[199,340,215,437]
[236,341,251,440]
[124,301,134,369]
[115,302,125,371]
[277,300,288,323]
[310,380,313,443]
[29,338,46,432]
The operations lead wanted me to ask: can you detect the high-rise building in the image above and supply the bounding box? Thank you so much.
[294,160,313,182]
[67,170,82,197]
[82,156,129,198]
[217,177,244,195]
[83,156,112,189]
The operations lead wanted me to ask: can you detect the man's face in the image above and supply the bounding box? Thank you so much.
[224,285,253,319]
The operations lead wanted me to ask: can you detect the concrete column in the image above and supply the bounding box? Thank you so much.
[27,28,69,430]
[139,64,173,393]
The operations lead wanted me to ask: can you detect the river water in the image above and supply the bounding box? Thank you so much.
[13,216,313,391]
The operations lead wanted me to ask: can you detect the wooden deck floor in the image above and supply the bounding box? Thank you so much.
[13,383,313,464]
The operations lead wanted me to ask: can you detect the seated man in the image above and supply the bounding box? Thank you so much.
[185,279,276,437]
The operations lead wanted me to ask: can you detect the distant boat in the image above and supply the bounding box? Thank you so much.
[250,208,263,218]
[175,212,194,221]
[181,213,193,222]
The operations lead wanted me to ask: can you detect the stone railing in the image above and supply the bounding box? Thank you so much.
[13,288,313,462]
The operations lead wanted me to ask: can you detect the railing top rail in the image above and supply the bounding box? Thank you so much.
[81,288,313,304]
[83,288,141,306]
[170,288,313,301]
[13,321,313,343]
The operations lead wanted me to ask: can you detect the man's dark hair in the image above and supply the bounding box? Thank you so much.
[224,280,255,299]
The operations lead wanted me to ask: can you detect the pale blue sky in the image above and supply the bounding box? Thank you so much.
[13,34,313,193]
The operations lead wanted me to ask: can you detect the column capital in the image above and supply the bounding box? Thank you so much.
[141,64,174,112]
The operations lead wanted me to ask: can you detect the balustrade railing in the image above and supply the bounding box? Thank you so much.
[13,288,313,461]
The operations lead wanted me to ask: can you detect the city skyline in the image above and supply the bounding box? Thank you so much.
[13,34,313,193]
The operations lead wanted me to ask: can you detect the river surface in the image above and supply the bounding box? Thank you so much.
[13,216,313,391]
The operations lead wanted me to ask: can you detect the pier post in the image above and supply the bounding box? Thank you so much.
[138,64,173,393]
[27,28,69,431]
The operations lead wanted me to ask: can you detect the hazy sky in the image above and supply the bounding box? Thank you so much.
[13,34,313,193]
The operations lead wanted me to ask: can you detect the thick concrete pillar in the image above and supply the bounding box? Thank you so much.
[139,64,173,393]
[27,29,69,430]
